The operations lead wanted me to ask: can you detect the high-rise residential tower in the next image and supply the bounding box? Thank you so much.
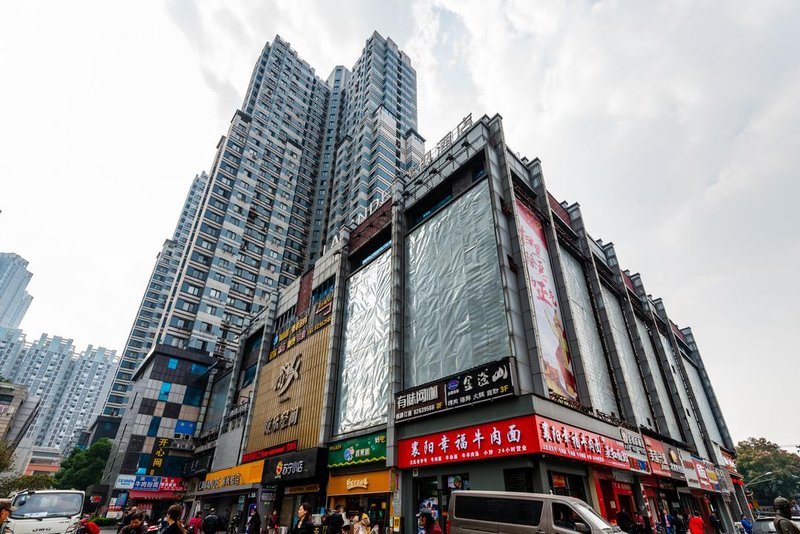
[100,172,210,420]
[0,330,117,451]
[158,32,421,358]
[0,252,33,329]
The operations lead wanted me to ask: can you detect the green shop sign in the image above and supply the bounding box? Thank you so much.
[328,432,387,468]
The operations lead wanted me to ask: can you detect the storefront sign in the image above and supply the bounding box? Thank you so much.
[642,436,671,478]
[327,469,392,496]
[115,474,136,490]
[394,358,515,423]
[264,406,300,434]
[720,450,739,474]
[263,448,319,483]
[198,460,265,492]
[147,437,172,476]
[536,416,630,470]
[514,198,578,401]
[242,440,299,464]
[679,450,701,489]
[398,415,537,468]
[328,432,387,468]
[159,477,186,492]
[133,475,161,491]
[620,428,651,474]
[269,292,334,360]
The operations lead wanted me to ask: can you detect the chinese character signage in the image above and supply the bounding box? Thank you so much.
[328,432,387,468]
[158,477,186,492]
[620,428,651,474]
[263,448,320,483]
[199,460,265,492]
[535,416,630,470]
[642,436,671,478]
[397,414,635,470]
[395,358,515,423]
[147,437,172,475]
[513,198,578,401]
[133,476,161,491]
[680,450,702,489]
[242,440,299,464]
[398,415,536,468]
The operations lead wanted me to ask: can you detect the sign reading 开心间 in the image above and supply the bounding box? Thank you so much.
[394,358,515,423]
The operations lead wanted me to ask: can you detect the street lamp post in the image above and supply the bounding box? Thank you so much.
[745,471,775,488]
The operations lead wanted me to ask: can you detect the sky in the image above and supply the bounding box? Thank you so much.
[1,1,798,448]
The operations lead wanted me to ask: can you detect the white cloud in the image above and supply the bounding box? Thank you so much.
[1,0,798,445]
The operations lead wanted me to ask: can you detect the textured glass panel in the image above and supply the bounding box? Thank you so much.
[634,316,681,440]
[334,250,391,434]
[600,285,655,428]
[683,356,724,445]
[405,181,509,387]
[658,332,709,459]
[559,247,616,413]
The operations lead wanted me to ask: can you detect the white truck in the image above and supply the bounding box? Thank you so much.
[7,490,85,534]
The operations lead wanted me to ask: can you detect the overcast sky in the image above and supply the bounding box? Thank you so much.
[1,1,798,448]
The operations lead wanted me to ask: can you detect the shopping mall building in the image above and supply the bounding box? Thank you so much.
[108,115,747,533]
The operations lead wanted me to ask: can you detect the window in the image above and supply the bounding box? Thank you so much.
[184,387,203,407]
[147,416,162,437]
[159,383,172,401]
[453,494,542,526]
[190,363,209,375]
[167,358,178,370]
[241,364,257,387]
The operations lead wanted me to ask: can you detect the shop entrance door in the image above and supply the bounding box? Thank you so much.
[414,477,443,531]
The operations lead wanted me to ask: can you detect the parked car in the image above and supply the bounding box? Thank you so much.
[448,490,619,534]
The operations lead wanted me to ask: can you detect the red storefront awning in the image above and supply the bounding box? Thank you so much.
[128,490,180,500]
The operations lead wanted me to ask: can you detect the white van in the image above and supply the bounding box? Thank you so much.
[7,490,85,534]
[447,490,618,534]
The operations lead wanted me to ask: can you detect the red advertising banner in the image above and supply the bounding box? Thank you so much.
[398,415,537,468]
[514,199,578,401]
[158,477,186,492]
[642,436,672,478]
[398,414,633,471]
[534,416,630,470]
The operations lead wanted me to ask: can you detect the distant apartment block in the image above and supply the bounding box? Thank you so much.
[0,253,33,329]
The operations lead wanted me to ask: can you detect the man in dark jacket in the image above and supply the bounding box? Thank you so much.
[774,498,800,534]
[328,505,345,534]
[119,512,148,534]
[203,509,220,534]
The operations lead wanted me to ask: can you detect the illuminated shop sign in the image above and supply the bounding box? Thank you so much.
[242,440,299,464]
[328,432,387,468]
[263,448,319,483]
[535,416,630,470]
[398,414,632,470]
[269,293,333,360]
[620,428,651,474]
[394,358,515,423]
[198,460,265,492]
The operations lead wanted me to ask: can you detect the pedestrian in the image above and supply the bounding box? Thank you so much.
[80,519,101,534]
[0,499,17,534]
[188,512,204,534]
[709,512,722,534]
[740,515,753,534]
[203,509,220,534]
[688,512,705,534]
[120,508,141,534]
[120,512,149,534]
[358,514,370,534]
[162,505,187,534]
[617,511,637,534]
[773,498,800,534]
[292,503,314,534]
[328,505,345,534]
[267,511,280,534]
[417,509,442,534]
[674,511,688,534]
[661,510,676,534]
[246,509,261,534]
[635,513,647,534]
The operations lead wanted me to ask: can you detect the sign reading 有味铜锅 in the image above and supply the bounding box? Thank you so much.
[394,358,515,423]
[328,432,387,468]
